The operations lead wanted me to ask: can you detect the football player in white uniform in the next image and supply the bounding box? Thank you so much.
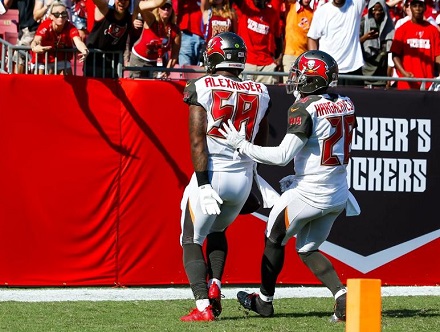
[179,32,271,322]
[220,50,358,322]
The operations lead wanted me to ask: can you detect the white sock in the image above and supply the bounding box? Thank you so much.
[196,299,211,311]
[334,288,347,300]
[208,278,221,289]
[259,293,274,302]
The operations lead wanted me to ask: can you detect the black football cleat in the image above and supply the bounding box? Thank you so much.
[237,291,274,317]
[208,283,222,317]
[330,292,346,322]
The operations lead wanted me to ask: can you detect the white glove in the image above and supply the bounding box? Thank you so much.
[279,175,295,193]
[218,119,247,150]
[199,184,223,215]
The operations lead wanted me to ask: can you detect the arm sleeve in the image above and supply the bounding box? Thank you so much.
[183,79,202,106]
[239,133,308,166]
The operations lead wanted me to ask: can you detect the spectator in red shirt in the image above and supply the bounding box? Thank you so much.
[176,0,205,65]
[232,0,282,84]
[30,1,88,74]
[200,0,237,43]
[129,0,180,78]
[390,0,440,89]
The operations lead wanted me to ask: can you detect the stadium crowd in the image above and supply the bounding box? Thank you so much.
[1,0,440,88]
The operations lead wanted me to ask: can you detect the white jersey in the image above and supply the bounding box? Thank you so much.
[183,74,271,171]
[287,93,356,208]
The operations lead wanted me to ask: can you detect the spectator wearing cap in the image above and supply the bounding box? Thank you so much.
[395,0,440,29]
[307,0,365,86]
[129,0,180,78]
[388,0,439,87]
[390,0,440,89]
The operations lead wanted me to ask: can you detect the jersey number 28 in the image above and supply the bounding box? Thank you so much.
[322,114,356,166]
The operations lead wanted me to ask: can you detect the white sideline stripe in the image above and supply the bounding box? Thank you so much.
[0,286,439,302]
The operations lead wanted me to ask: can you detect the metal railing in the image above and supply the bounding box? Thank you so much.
[121,66,440,91]
[1,36,440,90]
[0,37,124,77]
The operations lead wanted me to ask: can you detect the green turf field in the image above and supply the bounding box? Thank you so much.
[1,296,439,331]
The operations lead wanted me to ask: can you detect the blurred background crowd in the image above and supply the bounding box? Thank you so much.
[1,0,439,89]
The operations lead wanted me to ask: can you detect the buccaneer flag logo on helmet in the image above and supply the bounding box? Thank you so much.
[300,56,329,82]
[203,32,247,73]
[286,50,339,95]
[206,37,226,58]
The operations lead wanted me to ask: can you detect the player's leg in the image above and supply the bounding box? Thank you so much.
[295,204,347,321]
[237,191,296,317]
[206,231,227,317]
[208,169,253,316]
[207,168,253,282]
[179,176,216,321]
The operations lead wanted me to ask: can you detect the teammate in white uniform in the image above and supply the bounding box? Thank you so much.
[220,50,358,322]
[179,32,271,322]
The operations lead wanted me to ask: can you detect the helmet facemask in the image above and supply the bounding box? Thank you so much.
[286,66,306,95]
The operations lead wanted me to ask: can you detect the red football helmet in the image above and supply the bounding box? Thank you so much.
[203,32,247,73]
[286,50,339,95]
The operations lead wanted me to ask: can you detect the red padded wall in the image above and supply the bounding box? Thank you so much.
[0,75,439,286]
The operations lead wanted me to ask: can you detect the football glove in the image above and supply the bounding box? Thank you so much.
[218,119,247,150]
[279,175,295,193]
[199,184,223,215]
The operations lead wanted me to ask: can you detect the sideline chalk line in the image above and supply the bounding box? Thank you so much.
[1,286,439,302]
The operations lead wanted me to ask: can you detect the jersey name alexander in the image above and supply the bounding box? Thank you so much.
[203,77,264,93]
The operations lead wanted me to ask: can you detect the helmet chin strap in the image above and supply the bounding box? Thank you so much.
[293,90,301,102]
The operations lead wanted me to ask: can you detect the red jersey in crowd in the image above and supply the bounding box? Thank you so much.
[176,0,204,37]
[390,19,440,90]
[132,21,180,62]
[205,15,233,41]
[234,0,281,66]
[32,18,80,64]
